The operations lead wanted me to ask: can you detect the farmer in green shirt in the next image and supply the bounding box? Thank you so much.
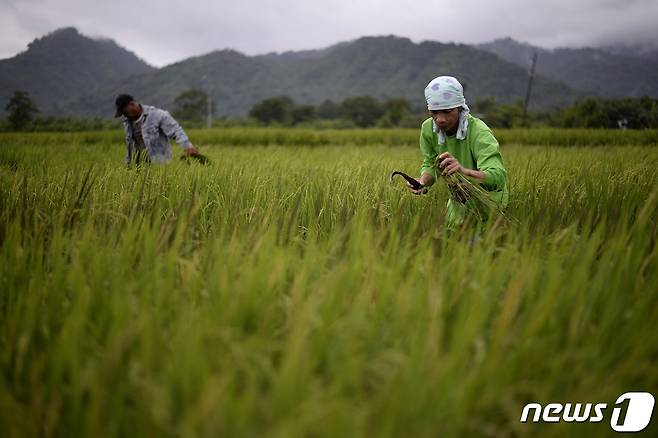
[407,76,508,228]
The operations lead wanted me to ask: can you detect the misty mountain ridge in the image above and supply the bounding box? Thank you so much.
[0,27,154,116]
[2,28,656,118]
[477,37,658,98]
[72,34,576,118]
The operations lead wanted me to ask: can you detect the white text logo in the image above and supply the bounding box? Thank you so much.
[520,392,654,432]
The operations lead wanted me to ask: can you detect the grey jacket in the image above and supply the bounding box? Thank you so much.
[122,105,191,164]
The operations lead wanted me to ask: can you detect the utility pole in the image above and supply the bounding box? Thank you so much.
[206,92,212,129]
[522,51,538,128]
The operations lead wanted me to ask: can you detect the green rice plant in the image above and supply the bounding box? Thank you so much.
[0,133,657,437]
[433,155,513,226]
[1,127,657,148]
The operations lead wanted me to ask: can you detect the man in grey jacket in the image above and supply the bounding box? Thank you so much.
[115,94,200,164]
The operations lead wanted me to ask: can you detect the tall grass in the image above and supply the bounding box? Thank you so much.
[0,135,657,437]
[2,127,658,147]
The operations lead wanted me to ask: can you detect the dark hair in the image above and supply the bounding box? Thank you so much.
[114,94,135,117]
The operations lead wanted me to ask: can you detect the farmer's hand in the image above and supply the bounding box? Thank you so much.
[438,152,464,176]
[185,145,199,156]
[406,179,428,195]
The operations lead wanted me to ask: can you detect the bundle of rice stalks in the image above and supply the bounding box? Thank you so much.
[180,153,211,165]
[435,156,511,223]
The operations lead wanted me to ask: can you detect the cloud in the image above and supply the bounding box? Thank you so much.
[1,0,657,66]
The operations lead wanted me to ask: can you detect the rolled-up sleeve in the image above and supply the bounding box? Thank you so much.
[473,127,507,190]
[160,110,191,149]
[419,122,438,179]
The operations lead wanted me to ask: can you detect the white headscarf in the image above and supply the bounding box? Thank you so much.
[424,76,470,144]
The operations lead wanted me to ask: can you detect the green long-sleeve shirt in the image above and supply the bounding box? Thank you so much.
[419,114,508,227]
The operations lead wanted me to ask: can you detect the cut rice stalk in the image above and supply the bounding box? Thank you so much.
[435,156,511,222]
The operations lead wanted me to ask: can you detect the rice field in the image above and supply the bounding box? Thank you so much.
[1,129,657,437]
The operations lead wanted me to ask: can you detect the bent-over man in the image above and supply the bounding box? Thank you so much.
[115,94,199,165]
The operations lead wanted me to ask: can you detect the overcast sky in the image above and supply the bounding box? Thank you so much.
[1,0,657,66]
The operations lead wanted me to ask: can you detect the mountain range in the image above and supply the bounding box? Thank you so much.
[476,38,658,99]
[0,28,154,117]
[1,27,657,118]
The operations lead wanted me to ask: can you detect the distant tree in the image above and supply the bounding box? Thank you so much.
[249,96,295,125]
[380,98,412,127]
[291,105,316,125]
[554,97,658,129]
[473,98,526,128]
[553,97,607,128]
[605,97,657,129]
[472,97,497,118]
[5,90,39,131]
[173,89,211,121]
[340,96,384,127]
[317,100,340,119]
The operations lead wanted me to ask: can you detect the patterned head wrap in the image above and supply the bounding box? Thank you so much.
[424,76,470,143]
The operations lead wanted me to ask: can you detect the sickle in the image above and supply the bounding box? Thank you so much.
[391,171,423,190]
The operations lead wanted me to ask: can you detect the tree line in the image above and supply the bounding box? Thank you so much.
[3,89,658,131]
[248,95,418,128]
